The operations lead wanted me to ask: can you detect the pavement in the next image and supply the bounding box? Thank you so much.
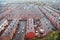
[13,21,26,40]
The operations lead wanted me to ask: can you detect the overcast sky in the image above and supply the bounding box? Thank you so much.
[0,0,56,2]
[0,0,59,4]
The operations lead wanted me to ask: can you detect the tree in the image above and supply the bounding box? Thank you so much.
[47,31,60,40]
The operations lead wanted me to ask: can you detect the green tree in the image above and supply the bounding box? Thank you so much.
[47,31,60,40]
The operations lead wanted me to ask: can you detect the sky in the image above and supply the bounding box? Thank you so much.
[0,0,60,4]
[0,0,56,2]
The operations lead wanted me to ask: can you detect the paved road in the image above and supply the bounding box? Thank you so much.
[13,21,26,40]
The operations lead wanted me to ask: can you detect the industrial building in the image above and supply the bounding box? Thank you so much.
[0,0,60,40]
